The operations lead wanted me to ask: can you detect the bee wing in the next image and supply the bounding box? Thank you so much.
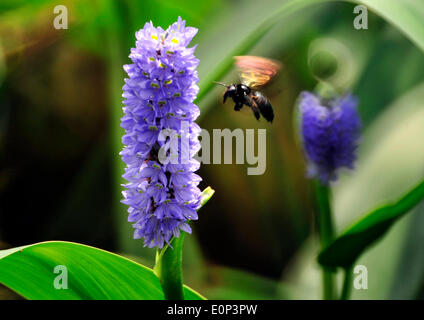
[234,56,282,89]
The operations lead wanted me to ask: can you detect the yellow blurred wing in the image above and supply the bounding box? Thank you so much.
[234,56,282,88]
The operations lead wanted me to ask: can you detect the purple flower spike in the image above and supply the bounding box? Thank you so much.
[120,17,202,248]
[299,91,361,184]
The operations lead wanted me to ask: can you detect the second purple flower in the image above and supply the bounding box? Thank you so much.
[298,91,361,184]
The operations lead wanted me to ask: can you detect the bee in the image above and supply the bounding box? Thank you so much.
[215,56,282,123]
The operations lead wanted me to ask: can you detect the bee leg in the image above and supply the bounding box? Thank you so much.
[234,103,243,111]
[244,95,260,120]
[223,91,231,104]
[250,105,260,120]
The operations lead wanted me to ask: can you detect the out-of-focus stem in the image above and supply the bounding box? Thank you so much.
[340,266,353,300]
[314,179,335,300]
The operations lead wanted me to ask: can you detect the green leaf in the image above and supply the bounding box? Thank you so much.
[357,0,424,53]
[318,180,424,269]
[0,241,204,300]
[199,186,215,207]
[388,202,424,299]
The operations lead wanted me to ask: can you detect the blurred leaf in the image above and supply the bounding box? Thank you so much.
[0,241,204,300]
[388,202,424,299]
[333,83,424,229]
[358,0,424,52]
[354,29,424,128]
[124,0,220,28]
[203,266,286,300]
[318,179,424,269]
[0,0,50,13]
[103,0,144,259]
[332,81,424,299]
[183,285,206,300]
[280,237,326,299]
[182,231,207,287]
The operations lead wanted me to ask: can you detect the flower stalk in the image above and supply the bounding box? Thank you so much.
[154,187,214,300]
[154,234,186,300]
[297,89,361,299]
[340,265,353,300]
[314,179,335,300]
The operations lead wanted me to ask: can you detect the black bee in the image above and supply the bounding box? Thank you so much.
[215,56,282,123]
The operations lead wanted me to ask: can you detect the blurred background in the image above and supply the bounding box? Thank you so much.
[1,0,424,300]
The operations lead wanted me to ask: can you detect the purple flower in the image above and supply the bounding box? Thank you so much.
[120,17,202,248]
[298,91,361,183]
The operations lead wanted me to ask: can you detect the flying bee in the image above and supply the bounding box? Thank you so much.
[215,56,282,123]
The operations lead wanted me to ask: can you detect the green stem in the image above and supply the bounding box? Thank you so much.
[322,270,334,300]
[340,266,353,300]
[153,187,215,300]
[314,179,335,300]
[154,234,186,300]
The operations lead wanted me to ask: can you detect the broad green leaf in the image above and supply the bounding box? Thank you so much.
[0,187,214,300]
[318,180,424,269]
[183,284,207,300]
[0,241,204,300]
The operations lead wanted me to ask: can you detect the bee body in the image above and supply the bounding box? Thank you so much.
[222,84,274,122]
[216,56,281,123]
